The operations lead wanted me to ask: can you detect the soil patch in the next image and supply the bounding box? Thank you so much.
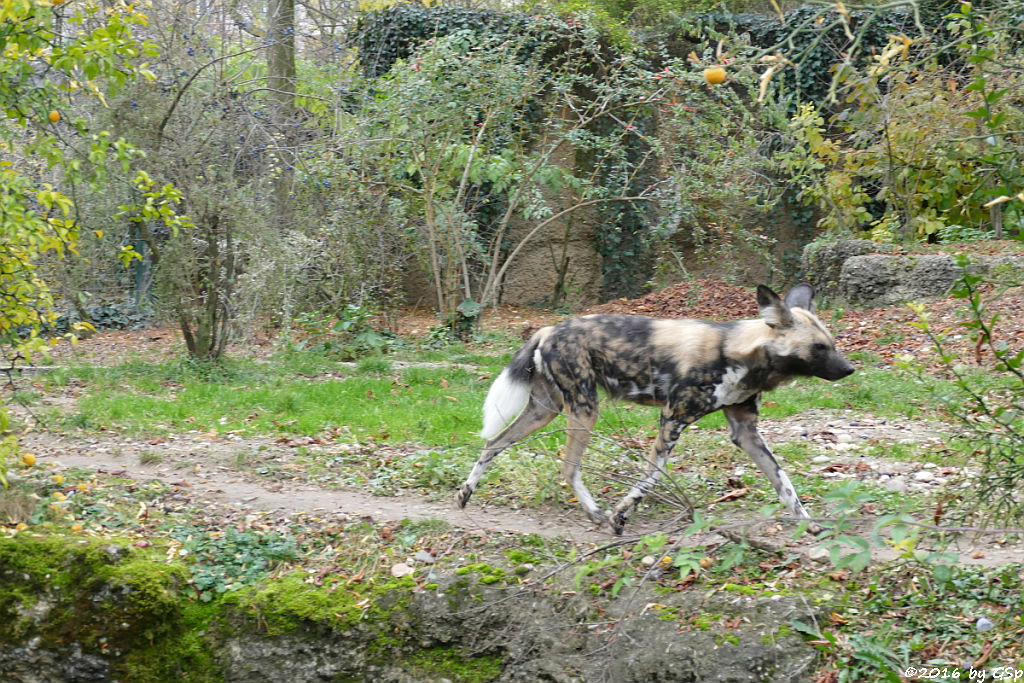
[18,420,1022,567]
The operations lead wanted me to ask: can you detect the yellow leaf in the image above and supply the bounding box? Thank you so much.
[757,65,778,103]
[983,196,1014,208]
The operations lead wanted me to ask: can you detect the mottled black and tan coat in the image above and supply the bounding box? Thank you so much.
[455,284,855,535]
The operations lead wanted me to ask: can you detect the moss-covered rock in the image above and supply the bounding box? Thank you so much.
[0,534,819,682]
[0,535,222,681]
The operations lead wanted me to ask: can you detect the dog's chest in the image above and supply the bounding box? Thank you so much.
[711,366,754,407]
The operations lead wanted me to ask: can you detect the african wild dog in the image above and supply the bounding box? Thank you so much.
[455,284,855,535]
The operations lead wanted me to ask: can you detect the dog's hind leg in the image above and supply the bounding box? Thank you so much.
[456,384,560,510]
[561,407,603,525]
[608,409,689,535]
[722,397,820,532]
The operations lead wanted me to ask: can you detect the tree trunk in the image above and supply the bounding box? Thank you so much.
[267,0,296,221]
[178,214,235,360]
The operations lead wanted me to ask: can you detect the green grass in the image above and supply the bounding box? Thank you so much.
[38,345,976,447]
[67,365,487,443]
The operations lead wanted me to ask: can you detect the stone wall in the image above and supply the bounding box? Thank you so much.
[802,240,1024,307]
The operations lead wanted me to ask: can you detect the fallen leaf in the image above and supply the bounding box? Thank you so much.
[391,562,415,578]
[710,487,749,504]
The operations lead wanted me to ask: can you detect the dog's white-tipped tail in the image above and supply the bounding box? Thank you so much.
[479,368,530,440]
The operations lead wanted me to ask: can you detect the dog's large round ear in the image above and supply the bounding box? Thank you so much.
[784,283,816,313]
[756,285,793,328]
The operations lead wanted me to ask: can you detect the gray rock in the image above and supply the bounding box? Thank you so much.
[881,476,907,492]
[802,240,1024,308]
[0,642,110,683]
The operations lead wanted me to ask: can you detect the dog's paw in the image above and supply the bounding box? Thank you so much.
[585,507,609,527]
[454,485,472,509]
[608,509,630,536]
[806,521,826,536]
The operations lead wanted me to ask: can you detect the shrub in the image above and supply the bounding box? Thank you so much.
[908,257,1024,526]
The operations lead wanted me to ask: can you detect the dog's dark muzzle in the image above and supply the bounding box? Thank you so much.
[819,357,855,381]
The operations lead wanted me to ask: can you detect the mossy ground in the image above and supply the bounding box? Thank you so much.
[2,473,1022,681]
[0,534,221,681]
[0,532,512,681]
[407,647,503,683]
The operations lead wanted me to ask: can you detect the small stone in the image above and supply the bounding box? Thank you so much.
[882,477,907,493]
[808,547,830,561]
[413,549,436,565]
[812,455,831,464]
[836,432,854,444]
[640,555,657,567]
[976,617,994,632]
[914,470,935,483]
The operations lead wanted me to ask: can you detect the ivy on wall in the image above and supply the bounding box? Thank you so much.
[589,115,658,300]
[683,5,925,111]
[352,5,527,78]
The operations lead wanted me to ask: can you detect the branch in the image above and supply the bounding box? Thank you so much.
[481,195,658,307]
[156,43,269,149]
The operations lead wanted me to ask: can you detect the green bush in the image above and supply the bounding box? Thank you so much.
[908,258,1024,525]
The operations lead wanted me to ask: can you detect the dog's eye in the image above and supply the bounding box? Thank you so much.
[813,342,829,352]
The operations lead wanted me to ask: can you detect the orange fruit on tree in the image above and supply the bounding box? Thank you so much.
[703,67,727,85]
[48,110,60,123]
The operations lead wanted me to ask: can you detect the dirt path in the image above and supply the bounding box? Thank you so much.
[19,418,1023,566]
[21,431,628,544]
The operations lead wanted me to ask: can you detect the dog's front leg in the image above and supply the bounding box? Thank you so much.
[722,399,822,534]
[608,412,687,535]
